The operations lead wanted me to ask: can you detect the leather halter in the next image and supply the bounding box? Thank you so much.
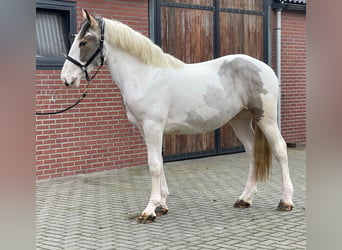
[66,17,105,82]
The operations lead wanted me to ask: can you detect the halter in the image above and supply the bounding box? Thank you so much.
[66,17,105,82]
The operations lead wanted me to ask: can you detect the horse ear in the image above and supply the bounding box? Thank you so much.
[82,9,98,29]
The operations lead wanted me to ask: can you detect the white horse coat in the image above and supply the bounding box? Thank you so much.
[61,10,294,223]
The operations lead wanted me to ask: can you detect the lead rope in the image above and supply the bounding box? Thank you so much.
[35,83,90,116]
[35,62,102,116]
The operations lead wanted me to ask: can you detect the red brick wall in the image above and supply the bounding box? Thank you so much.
[36,0,149,179]
[271,10,306,145]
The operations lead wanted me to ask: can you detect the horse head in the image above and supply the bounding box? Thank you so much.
[61,9,104,88]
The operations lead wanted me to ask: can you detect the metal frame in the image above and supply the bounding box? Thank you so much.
[220,7,264,15]
[160,2,214,11]
[263,0,271,65]
[213,0,222,155]
[163,149,217,162]
[152,0,270,161]
[36,0,76,70]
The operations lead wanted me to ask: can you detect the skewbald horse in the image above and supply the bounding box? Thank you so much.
[61,10,294,223]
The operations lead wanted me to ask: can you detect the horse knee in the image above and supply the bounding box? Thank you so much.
[149,168,161,177]
[148,158,162,177]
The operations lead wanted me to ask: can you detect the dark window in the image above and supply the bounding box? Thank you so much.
[36,0,76,70]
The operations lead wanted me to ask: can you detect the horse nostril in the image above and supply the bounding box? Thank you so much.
[64,81,70,87]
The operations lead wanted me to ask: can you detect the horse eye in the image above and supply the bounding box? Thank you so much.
[79,41,87,47]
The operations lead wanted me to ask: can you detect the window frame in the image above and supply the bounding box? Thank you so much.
[36,0,76,70]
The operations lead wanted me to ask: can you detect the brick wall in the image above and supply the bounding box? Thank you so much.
[36,0,149,179]
[271,10,306,145]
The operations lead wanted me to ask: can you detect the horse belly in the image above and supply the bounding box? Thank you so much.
[164,114,230,134]
[164,95,241,135]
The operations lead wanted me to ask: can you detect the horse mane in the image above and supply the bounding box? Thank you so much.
[103,18,184,68]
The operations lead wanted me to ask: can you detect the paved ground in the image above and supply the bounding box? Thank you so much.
[36,148,306,250]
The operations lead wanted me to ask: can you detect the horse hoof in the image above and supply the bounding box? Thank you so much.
[233,199,251,208]
[277,199,293,211]
[155,205,168,216]
[137,213,156,223]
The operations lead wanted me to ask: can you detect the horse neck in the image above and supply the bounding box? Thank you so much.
[104,44,153,90]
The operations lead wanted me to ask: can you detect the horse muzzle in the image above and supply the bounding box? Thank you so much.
[62,76,79,88]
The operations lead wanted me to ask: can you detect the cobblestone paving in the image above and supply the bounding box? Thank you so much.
[36,148,306,249]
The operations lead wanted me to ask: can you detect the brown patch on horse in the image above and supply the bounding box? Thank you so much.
[218,58,268,122]
[78,20,91,39]
[77,17,99,62]
[219,58,271,181]
[79,35,98,62]
[82,9,98,29]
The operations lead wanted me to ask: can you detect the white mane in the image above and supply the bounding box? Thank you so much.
[104,18,184,68]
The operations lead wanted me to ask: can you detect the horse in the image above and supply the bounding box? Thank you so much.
[61,9,294,223]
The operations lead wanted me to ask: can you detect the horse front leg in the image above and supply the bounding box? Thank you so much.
[137,121,167,223]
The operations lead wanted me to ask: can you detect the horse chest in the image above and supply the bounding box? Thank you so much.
[121,85,169,128]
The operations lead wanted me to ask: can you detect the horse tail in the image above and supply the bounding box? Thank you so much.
[254,126,272,182]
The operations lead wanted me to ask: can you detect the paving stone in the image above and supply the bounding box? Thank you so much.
[37,148,306,249]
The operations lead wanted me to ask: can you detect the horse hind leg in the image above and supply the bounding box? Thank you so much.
[229,112,257,208]
[257,117,294,211]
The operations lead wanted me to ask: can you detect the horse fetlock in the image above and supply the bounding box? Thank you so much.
[245,185,257,195]
[160,194,168,206]
[284,183,294,196]
[239,188,256,204]
[282,186,294,203]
